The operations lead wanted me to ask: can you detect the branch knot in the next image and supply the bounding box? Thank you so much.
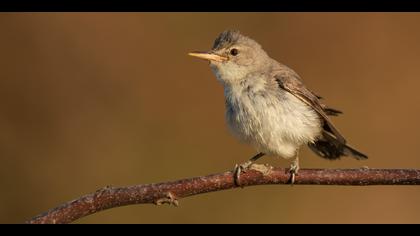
[155,192,179,207]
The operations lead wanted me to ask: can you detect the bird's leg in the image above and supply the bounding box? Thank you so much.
[289,155,300,185]
[234,152,265,187]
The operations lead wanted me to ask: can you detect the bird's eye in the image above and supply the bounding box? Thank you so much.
[230,48,239,56]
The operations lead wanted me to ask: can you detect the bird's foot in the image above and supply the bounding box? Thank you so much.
[233,161,253,187]
[289,160,300,185]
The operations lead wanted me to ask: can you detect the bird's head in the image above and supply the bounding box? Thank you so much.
[189,30,271,84]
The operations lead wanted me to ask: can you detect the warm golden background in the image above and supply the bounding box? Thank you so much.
[1,13,419,224]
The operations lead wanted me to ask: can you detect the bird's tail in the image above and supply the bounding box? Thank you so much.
[308,130,367,160]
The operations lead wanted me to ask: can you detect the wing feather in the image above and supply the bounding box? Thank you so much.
[274,73,346,145]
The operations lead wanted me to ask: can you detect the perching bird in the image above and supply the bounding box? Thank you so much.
[189,30,367,185]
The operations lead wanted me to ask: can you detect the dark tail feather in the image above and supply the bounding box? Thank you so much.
[308,131,368,160]
[324,107,343,116]
[342,143,368,160]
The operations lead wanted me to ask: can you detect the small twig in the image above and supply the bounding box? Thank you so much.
[27,166,420,224]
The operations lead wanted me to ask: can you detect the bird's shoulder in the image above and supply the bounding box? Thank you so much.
[268,63,315,100]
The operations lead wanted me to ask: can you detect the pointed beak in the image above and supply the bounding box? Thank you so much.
[188,51,228,62]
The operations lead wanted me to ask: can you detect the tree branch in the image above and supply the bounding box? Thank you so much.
[27,165,420,224]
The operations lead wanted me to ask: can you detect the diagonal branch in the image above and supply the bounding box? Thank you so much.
[27,165,420,224]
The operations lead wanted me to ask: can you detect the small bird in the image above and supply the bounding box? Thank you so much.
[189,30,367,185]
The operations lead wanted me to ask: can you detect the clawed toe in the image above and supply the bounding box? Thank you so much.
[289,164,299,185]
[289,171,296,185]
[288,156,300,185]
[233,161,252,187]
[233,153,265,187]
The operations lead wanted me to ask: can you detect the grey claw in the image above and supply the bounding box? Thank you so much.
[234,164,241,186]
[288,156,300,186]
[233,161,252,187]
[289,167,299,185]
[290,171,296,185]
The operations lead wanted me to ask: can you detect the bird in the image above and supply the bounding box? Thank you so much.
[188,30,367,185]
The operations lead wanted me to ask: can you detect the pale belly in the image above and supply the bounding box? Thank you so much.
[226,91,322,159]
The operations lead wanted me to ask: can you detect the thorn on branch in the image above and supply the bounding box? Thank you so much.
[94,185,113,197]
[155,192,179,207]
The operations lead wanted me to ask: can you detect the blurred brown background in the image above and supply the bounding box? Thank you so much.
[0,13,420,224]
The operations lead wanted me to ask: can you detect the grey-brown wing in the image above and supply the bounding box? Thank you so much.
[274,73,346,145]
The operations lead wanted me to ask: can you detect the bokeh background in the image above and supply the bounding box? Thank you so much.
[1,13,420,224]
